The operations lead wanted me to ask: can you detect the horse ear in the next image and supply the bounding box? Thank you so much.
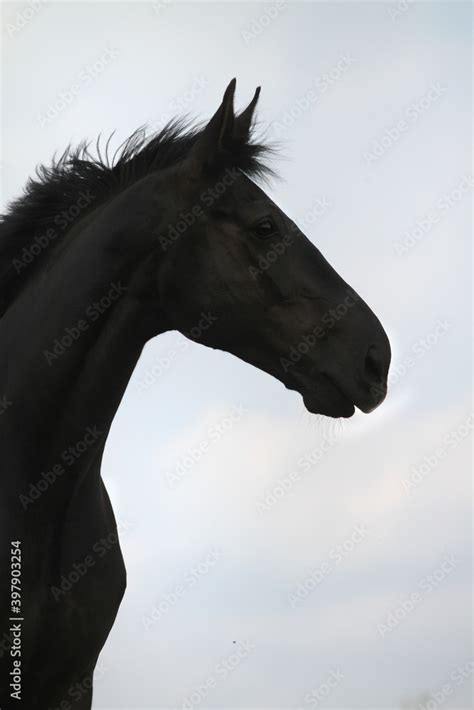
[187,78,236,174]
[234,86,261,142]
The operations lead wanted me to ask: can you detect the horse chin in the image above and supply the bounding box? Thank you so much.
[288,370,356,418]
[302,392,355,419]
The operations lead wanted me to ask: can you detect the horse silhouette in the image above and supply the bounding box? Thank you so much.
[0,79,390,708]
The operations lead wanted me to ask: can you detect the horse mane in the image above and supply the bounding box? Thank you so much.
[0,118,272,314]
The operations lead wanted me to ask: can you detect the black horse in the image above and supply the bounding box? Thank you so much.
[0,80,390,708]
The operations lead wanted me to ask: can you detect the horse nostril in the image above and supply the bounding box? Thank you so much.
[364,345,385,384]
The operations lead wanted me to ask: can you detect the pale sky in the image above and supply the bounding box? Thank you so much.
[1,2,472,709]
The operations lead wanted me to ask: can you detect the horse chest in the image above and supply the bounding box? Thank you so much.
[52,471,127,630]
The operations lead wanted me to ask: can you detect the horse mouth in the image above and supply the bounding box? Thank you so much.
[291,372,356,418]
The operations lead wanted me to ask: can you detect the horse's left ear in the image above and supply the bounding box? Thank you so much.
[187,78,236,175]
[233,86,261,142]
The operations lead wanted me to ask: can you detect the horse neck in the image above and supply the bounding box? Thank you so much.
[1,177,167,468]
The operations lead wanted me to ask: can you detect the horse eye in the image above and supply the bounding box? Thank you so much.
[254,218,276,238]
